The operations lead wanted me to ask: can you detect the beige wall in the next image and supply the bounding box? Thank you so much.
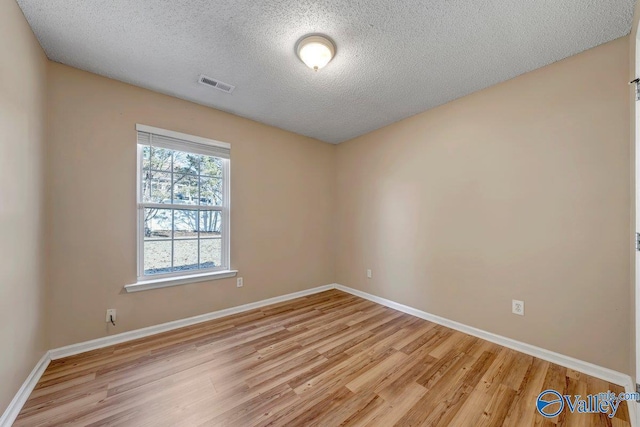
[336,37,631,372]
[0,0,48,412]
[46,63,335,347]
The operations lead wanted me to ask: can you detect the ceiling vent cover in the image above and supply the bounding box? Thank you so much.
[198,75,235,93]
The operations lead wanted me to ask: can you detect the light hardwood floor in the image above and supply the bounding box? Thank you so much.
[15,290,630,426]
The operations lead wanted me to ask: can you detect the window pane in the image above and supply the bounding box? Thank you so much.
[173,151,200,175]
[199,211,221,238]
[173,173,198,205]
[149,147,172,171]
[144,240,172,275]
[143,171,172,204]
[200,156,223,177]
[200,176,223,206]
[144,208,172,240]
[173,209,198,239]
[174,240,199,272]
[200,239,221,269]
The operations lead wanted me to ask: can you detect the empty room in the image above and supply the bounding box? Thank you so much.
[2,0,640,425]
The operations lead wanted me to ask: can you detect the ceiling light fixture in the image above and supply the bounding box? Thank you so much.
[296,35,335,71]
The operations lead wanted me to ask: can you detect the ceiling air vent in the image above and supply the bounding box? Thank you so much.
[198,75,235,94]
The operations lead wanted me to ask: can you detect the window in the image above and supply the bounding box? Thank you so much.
[133,125,233,289]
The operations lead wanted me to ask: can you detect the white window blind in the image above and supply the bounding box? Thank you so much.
[136,124,230,159]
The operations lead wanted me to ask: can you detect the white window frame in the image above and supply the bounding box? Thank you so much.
[126,125,236,293]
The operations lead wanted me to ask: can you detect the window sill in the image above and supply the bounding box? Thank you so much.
[125,270,238,293]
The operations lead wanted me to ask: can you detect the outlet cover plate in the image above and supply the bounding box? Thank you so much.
[512,300,524,316]
[106,309,116,323]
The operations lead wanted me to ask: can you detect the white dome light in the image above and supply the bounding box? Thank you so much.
[296,35,335,71]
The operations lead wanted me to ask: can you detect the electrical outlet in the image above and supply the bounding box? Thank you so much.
[367,269,372,279]
[512,300,524,316]
[106,309,117,323]
[237,277,243,288]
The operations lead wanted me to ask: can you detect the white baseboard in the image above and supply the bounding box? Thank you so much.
[334,284,633,387]
[49,284,334,360]
[0,352,51,427]
[624,380,639,426]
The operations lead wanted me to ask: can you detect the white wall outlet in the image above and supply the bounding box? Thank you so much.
[237,277,243,288]
[512,300,524,316]
[106,309,117,323]
[366,269,372,279]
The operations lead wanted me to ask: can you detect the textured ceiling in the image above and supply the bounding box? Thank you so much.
[16,0,635,143]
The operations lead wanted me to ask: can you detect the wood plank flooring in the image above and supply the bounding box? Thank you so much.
[15,290,630,426]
